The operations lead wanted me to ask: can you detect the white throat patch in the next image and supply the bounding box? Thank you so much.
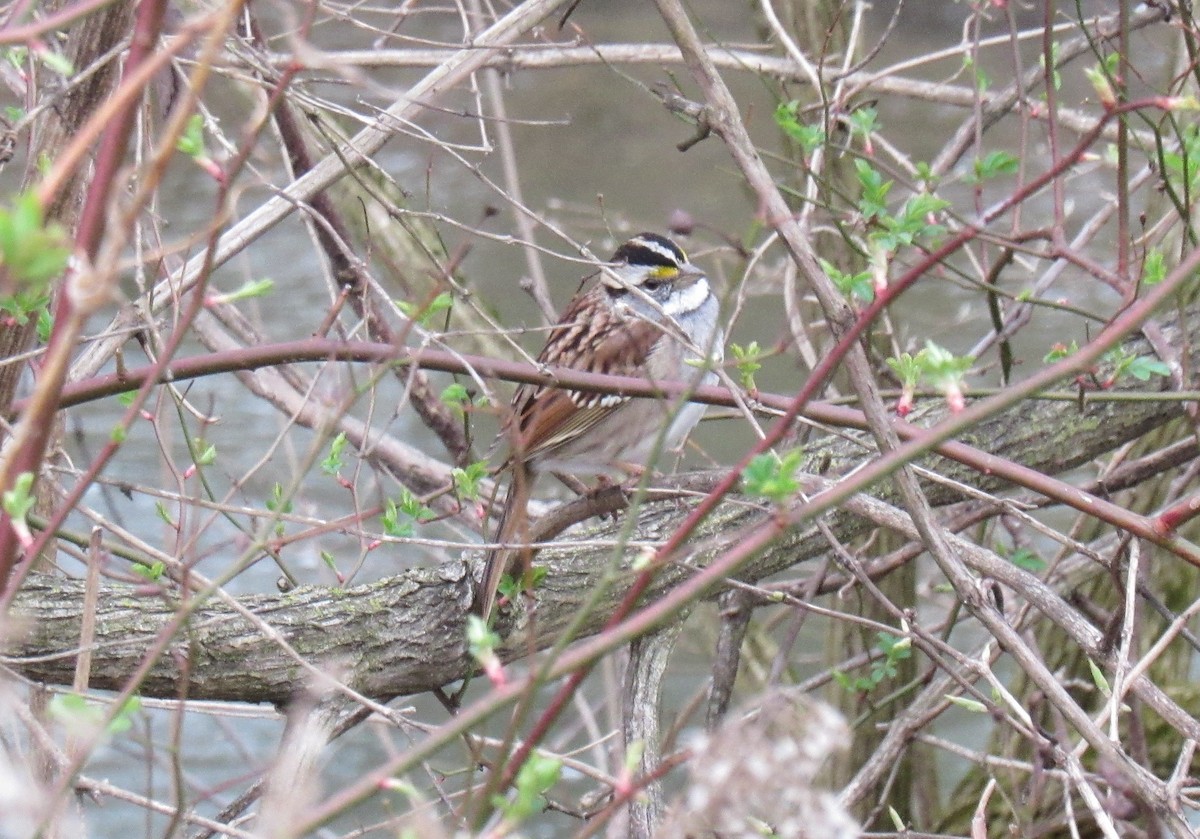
[664,277,710,318]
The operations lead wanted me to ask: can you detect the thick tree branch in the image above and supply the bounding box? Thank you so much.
[3,310,1196,703]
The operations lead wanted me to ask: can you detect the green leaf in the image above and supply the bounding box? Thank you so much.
[847,106,879,140]
[886,351,925,387]
[494,753,562,823]
[440,383,470,414]
[918,341,973,388]
[1,471,35,521]
[399,487,434,521]
[1008,548,1046,573]
[854,159,892,219]
[742,449,804,504]
[193,440,216,466]
[945,694,988,713]
[497,565,546,602]
[209,278,274,305]
[0,192,70,287]
[1142,249,1166,285]
[37,49,74,77]
[466,614,498,657]
[381,498,413,538]
[1088,659,1112,697]
[729,341,764,389]
[154,502,174,527]
[773,100,826,154]
[1124,356,1171,381]
[321,432,349,476]
[34,305,51,341]
[451,460,488,501]
[176,113,207,158]
[970,150,1019,182]
[49,693,140,737]
[1043,341,1078,364]
[132,561,165,581]
[265,482,293,515]
[820,258,873,304]
[396,291,453,327]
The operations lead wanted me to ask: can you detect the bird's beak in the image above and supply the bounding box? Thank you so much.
[677,261,705,281]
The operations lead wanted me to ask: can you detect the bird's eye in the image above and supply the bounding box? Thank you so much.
[641,278,666,292]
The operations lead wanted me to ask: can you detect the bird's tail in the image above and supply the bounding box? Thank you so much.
[473,465,534,619]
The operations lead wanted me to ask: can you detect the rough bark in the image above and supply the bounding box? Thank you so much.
[0,1,134,416]
[1,306,1192,704]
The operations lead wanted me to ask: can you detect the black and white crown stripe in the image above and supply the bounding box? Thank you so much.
[611,232,689,269]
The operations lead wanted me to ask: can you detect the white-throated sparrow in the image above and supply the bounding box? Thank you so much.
[474,232,723,618]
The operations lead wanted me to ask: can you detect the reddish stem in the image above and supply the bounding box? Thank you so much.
[0,0,169,589]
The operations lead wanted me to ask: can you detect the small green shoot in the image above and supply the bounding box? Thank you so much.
[35,48,74,78]
[0,192,71,288]
[497,566,547,604]
[742,449,804,504]
[729,341,764,390]
[381,499,413,538]
[439,383,470,415]
[35,305,53,342]
[155,502,176,528]
[0,286,49,328]
[321,551,344,583]
[1040,41,1062,92]
[49,693,141,738]
[266,482,293,537]
[266,483,292,513]
[1142,249,1166,285]
[945,694,988,713]
[773,100,825,154]
[1007,547,1046,573]
[322,432,349,476]
[963,54,989,93]
[382,490,434,538]
[846,106,879,154]
[177,113,207,159]
[397,291,453,327]
[969,150,1019,183]
[207,278,274,306]
[1088,659,1112,698]
[192,439,216,467]
[400,487,435,520]
[888,345,974,416]
[493,753,562,825]
[1043,341,1079,364]
[1103,348,1170,385]
[873,193,949,251]
[820,258,874,304]
[833,630,912,694]
[913,161,937,189]
[854,159,892,219]
[132,561,166,582]
[175,113,223,181]
[918,341,972,412]
[1084,53,1121,109]
[451,460,488,501]
[2,471,35,546]
[467,614,506,686]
